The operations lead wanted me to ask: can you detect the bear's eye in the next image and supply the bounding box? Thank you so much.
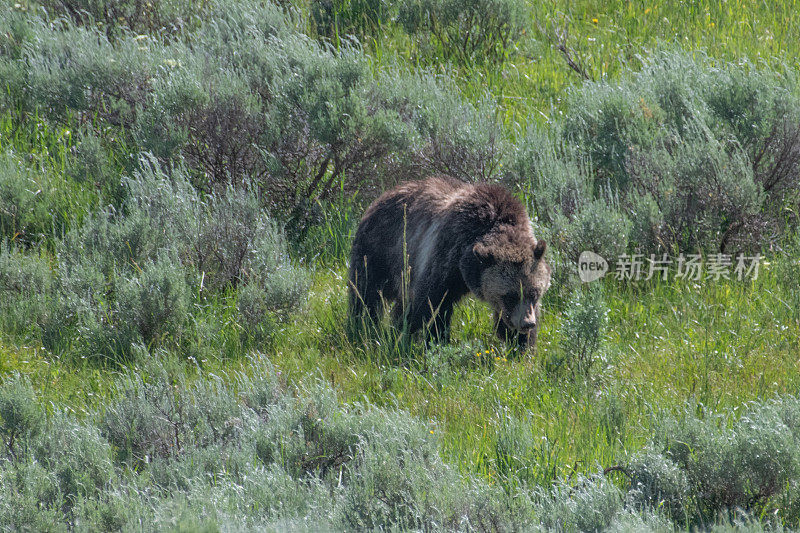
[502,293,520,308]
[504,290,538,307]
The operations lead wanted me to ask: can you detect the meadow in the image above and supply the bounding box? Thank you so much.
[1,0,800,530]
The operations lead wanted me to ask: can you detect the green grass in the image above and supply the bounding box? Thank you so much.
[366,0,800,127]
[242,252,800,482]
[3,0,800,528]
[0,111,123,248]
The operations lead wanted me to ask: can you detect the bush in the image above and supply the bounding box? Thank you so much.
[35,0,210,39]
[514,50,800,256]
[397,0,531,66]
[375,69,506,184]
[0,151,92,247]
[533,474,625,532]
[3,5,506,234]
[624,120,763,253]
[251,381,359,478]
[0,373,43,458]
[130,6,416,213]
[0,241,54,337]
[115,251,191,346]
[32,413,115,512]
[100,360,244,468]
[66,127,126,204]
[624,397,800,526]
[337,409,458,529]
[237,356,288,414]
[120,156,202,260]
[40,157,307,361]
[553,285,608,376]
[255,41,416,224]
[101,363,196,464]
[0,153,43,243]
[495,414,543,488]
[626,446,691,521]
[56,208,162,285]
[48,205,179,360]
[197,186,292,292]
[6,18,161,126]
[0,460,64,531]
[554,199,632,265]
[16,356,800,530]
[514,127,629,298]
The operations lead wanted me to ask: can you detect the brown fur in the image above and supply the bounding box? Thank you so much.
[348,175,550,349]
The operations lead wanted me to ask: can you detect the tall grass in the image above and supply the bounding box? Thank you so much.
[367,0,800,125]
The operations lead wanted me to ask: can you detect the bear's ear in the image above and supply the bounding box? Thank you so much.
[533,240,547,261]
[473,242,494,261]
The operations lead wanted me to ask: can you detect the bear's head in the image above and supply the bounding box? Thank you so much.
[461,237,550,334]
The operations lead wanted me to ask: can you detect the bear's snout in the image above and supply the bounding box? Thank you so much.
[518,315,537,332]
[508,302,537,332]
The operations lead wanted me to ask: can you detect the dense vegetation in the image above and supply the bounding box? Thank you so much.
[1,0,799,530]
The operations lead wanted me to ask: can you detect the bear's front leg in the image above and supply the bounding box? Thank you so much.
[403,290,455,345]
[493,310,538,353]
[426,302,454,345]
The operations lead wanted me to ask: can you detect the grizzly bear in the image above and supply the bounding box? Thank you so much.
[348,175,550,350]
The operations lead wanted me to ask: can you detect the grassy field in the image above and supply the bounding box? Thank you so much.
[2,0,800,530]
[365,0,800,126]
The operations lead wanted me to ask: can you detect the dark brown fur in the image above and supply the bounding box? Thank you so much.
[348,176,550,348]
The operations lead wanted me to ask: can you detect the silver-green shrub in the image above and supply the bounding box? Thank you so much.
[514,50,800,256]
[101,360,246,468]
[116,251,191,345]
[375,69,506,183]
[35,0,209,38]
[626,445,691,521]
[41,158,308,361]
[0,241,54,338]
[32,413,115,513]
[624,118,763,253]
[556,285,608,376]
[0,152,91,246]
[51,208,186,360]
[495,414,540,488]
[11,356,800,530]
[0,461,64,531]
[337,408,458,529]
[514,126,630,297]
[0,373,43,459]
[101,363,197,464]
[533,474,625,532]
[66,127,126,204]
[2,4,505,233]
[12,19,162,125]
[627,397,800,527]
